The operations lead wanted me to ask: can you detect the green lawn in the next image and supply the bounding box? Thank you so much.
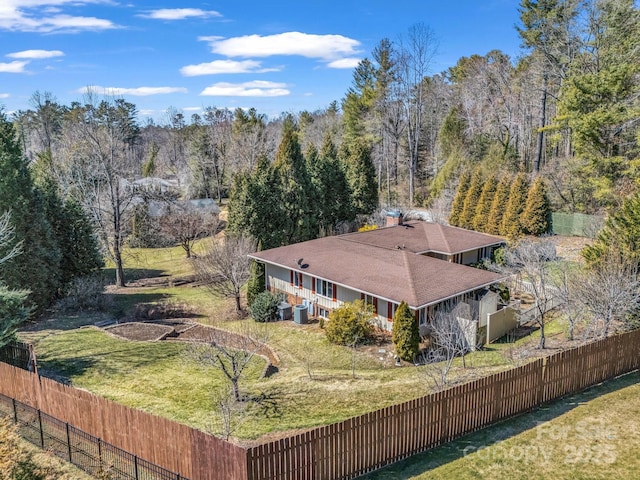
[363,371,640,479]
[18,243,579,442]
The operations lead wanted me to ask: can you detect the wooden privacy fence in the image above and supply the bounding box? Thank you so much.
[1,328,640,480]
[0,392,187,480]
[246,329,640,479]
[0,362,248,480]
[0,340,33,370]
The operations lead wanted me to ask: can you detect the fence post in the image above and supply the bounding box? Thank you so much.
[66,423,72,462]
[98,437,103,470]
[38,410,44,448]
[134,455,139,480]
[12,398,17,424]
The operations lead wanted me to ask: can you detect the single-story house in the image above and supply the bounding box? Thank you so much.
[248,216,506,335]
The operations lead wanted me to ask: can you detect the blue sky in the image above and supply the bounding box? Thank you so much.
[0,1,522,122]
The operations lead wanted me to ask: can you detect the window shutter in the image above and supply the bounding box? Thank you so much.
[290,270,294,286]
[360,292,365,301]
[373,297,378,314]
[332,285,337,301]
[298,273,303,289]
[387,302,393,320]
[311,278,316,294]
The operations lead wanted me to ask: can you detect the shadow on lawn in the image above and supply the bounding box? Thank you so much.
[38,342,182,384]
[361,371,640,479]
[101,267,167,283]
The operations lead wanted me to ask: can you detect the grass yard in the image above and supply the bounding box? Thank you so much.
[363,371,640,479]
[17,241,588,443]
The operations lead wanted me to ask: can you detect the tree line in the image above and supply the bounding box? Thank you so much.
[1,0,639,325]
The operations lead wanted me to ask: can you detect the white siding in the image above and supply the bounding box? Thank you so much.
[264,263,393,330]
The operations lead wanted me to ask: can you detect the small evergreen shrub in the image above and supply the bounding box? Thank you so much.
[250,291,282,323]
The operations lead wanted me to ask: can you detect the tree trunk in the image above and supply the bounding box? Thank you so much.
[234,294,242,312]
[534,74,548,173]
[113,245,126,288]
[538,321,546,349]
[231,378,240,402]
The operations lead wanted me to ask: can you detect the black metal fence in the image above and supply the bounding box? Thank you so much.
[0,392,189,480]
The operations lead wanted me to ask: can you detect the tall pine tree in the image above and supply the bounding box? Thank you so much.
[473,175,498,232]
[459,168,484,229]
[521,177,551,236]
[275,116,317,244]
[448,170,471,227]
[501,173,530,239]
[486,175,512,235]
[0,110,61,310]
[340,138,378,217]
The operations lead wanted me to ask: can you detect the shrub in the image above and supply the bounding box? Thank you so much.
[55,275,112,312]
[0,417,55,479]
[246,260,265,308]
[392,301,420,362]
[250,291,282,323]
[325,300,374,345]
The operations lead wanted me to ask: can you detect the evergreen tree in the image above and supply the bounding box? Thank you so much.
[0,110,61,310]
[486,175,512,235]
[392,301,420,362]
[275,116,318,244]
[501,173,530,239]
[307,134,354,235]
[228,156,285,249]
[472,175,498,233]
[340,138,378,217]
[521,177,551,236]
[448,170,471,227]
[459,168,484,229]
[582,193,640,267]
[246,258,265,308]
[430,107,468,201]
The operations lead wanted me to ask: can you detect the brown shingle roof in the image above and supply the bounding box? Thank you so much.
[249,226,505,308]
[340,221,504,254]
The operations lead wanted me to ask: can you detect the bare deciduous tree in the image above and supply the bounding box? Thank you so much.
[193,234,256,312]
[395,23,438,206]
[209,386,249,441]
[159,203,219,258]
[59,94,140,287]
[573,251,640,338]
[421,302,477,390]
[0,211,22,267]
[186,321,270,402]
[503,239,557,349]
[552,262,584,341]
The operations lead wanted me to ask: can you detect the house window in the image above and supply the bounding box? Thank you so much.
[293,272,303,289]
[387,302,397,321]
[419,308,427,326]
[316,279,334,299]
[317,307,330,319]
[362,293,378,314]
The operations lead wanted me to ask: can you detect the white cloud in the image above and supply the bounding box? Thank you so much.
[140,8,221,20]
[0,61,29,73]
[0,93,10,98]
[180,59,280,76]
[76,86,188,96]
[327,57,361,69]
[200,32,361,61]
[183,107,202,111]
[200,81,290,97]
[7,49,64,59]
[0,1,117,33]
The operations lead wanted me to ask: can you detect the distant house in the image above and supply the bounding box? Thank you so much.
[249,215,506,335]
